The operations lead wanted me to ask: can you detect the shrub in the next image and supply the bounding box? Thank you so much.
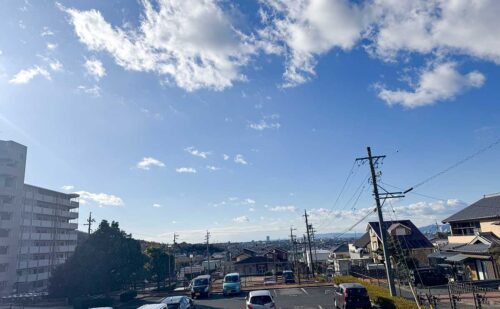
[333,275,421,309]
[119,290,137,302]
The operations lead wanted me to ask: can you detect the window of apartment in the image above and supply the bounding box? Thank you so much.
[0,281,7,291]
[0,229,9,237]
[0,246,7,255]
[0,211,12,220]
[451,221,480,236]
[0,264,8,273]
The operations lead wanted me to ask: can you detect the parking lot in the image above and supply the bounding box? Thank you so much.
[121,286,335,309]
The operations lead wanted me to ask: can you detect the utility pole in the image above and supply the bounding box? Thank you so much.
[356,146,400,297]
[303,210,315,277]
[83,212,95,234]
[172,233,179,280]
[290,226,301,284]
[310,226,319,274]
[173,233,179,245]
[205,231,211,275]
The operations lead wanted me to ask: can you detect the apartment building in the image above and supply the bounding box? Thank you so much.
[0,140,79,295]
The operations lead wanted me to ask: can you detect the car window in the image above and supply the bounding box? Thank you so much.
[225,275,239,282]
[167,304,180,309]
[250,295,273,305]
[194,278,208,285]
[346,288,368,297]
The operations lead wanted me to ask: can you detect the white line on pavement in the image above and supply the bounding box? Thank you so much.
[318,305,324,309]
[273,289,277,298]
[301,288,309,295]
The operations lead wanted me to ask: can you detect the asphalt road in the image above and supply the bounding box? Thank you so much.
[121,286,336,309]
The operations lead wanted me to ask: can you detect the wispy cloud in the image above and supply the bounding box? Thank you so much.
[84,58,106,80]
[234,154,248,165]
[206,165,220,171]
[61,185,74,191]
[77,85,101,97]
[185,146,210,159]
[137,157,166,170]
[233,215,249,223]
[176,167,197,174]
[270,205,297,212]
[223,154,230,161]
[248,114,281,131]
[9,66,50,84]
[153,203,162,208]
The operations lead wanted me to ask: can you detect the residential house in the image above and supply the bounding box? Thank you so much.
[366,220,434,267]
[327,244,350,275]
[439,193,500,281]
[233,247,288,276]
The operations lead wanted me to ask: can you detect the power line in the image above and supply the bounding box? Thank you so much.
[380,181,447,202]
[409,137,500,190]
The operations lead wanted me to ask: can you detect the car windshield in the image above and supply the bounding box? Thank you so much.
[194,279,208,286]
[251,295,273,305]
[347,288,368,297]
[284,272,293,277]
[225,275,239,283]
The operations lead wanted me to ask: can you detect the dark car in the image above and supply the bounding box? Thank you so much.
[190,275,211,298]
[410,267,448,287]
[334,283,371,309]
[282,270,295,284]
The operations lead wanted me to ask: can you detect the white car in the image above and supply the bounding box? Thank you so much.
[245,290,276,309]
[137,304,167,309]
[161,296,196,309]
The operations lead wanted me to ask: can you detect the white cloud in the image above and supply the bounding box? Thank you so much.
[223,154,230,161]
[243,198,256,205]
[185,146,210,159]
[41,27,54,37]
[234,154,248,165]
[153,203,162,208]
[137,157,166,170]
[376,62,485,108]
[61,185,74,191]
[46,43,57,50]
[270,205,297,212]
[84,58,106,80]
[76,190,124,206]
[233,215,249,223]
[249,207,255,212]
[249,115,281,131]
[61,0,260,91]
[49,60,63,72]
[9,66,50,84]
[259,0,365,87]
[176,167,197,174]
[206,165,220,171]
[77,85,101,97]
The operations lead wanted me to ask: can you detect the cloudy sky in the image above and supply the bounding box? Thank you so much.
[1,0,500,243]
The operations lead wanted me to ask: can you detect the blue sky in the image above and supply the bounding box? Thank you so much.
[1,0,500,243]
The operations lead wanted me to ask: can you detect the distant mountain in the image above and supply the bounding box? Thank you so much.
[315,232,360,240]
[419,224,450,234]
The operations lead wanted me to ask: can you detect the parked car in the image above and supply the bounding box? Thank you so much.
[161,296,196,309]
[246,290,276,309]
[190,274,212,298]
[223,272,241,296]
[333,283,371,309]
[410,267,448,287]
[282,270,295,284]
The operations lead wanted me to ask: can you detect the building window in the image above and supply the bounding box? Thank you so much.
[0,246,7,255]
[0,264,7,273]
[0,229,9,237]
[0,212,12,220]
[451,221,480,236]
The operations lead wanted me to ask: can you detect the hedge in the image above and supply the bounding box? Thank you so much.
[333,275,423,309]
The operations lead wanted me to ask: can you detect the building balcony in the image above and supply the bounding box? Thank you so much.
[17,272,50,282]
[59,222,78,230]
[0,165,20,176]
[55,245,76,253]
[20,246,52,254]
[21,232,53,241]
[0,187,17,197]
[22,219,54,228]
[55,233,77,241]
[18,259,50,269]
[69,201,79,209]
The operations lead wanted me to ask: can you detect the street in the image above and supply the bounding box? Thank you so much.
[120,286,335,309]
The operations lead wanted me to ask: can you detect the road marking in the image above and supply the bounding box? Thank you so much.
[273,289,277,298]
[318,305,324,309]
[301,288,309,295]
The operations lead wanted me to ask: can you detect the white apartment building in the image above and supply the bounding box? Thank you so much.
[0,140,79,295]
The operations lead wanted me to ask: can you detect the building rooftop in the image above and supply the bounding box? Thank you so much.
[352,232,370,248]
[368,220,433,249]
[443,194,500,223]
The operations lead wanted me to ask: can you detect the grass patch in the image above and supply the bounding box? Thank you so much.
[333,275,422,309]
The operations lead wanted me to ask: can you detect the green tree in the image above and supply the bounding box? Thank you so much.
[49,220,146,298]
[144,246,175,290]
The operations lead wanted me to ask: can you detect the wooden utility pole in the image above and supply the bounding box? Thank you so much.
[304,210,315,276]
[83,212,95,234]
[356,147,397,296]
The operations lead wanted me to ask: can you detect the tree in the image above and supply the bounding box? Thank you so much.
[144,246,174,290]
[49,220,146,298]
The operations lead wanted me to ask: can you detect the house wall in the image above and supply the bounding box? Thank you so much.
[448,235,476,244]
[410,248,433,266]
[479,220,500,237]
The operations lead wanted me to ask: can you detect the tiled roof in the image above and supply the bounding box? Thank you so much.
[233,256,274,265]
[331,243,349,253]
[368,220,433,249]
[353,232,370,248]
[443,195,500,223]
